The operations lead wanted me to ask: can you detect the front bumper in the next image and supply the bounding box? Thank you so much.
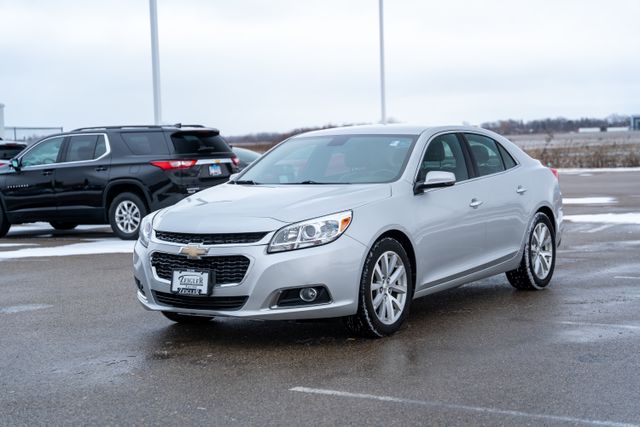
[133,234,367,320]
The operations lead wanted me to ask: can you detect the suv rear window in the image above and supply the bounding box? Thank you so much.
[170,131,231,155]
[1,144,26,160]
[121,132,169,155]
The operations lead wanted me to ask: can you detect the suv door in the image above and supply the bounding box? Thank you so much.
[411,133,489,290]
[1,136,65,222]
[462,133,527,263]
[54,134,111,222]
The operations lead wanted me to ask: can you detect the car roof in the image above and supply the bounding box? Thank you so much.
[0,140,27,147]
[296,124,493,138]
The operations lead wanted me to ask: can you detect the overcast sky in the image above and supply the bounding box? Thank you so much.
[1,0,638,135]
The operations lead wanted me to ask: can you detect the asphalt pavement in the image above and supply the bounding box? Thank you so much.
[1,170,639,426]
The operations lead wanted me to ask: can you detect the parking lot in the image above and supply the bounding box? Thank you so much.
[1,170,639,426]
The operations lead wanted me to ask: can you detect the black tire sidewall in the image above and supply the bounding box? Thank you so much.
[525,213,556,289]
[0,205,10,238]
[109,193,147,240]
[49,221,78,230]
[360,238,414,336]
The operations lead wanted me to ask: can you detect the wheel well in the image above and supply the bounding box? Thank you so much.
[105,184,149,219]
[377,230,417,292]
[537,206,556,232]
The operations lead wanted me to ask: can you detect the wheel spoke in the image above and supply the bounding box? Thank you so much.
[385,297,395,321]
[371,281,384,292]
[389,283,407,294]
[387,253,398,276]
[381,253,389,277]
[388,265,405,285]
[373,264,383,282]
[372,292,384,310]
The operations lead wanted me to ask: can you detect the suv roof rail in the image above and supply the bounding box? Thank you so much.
[72,124,214,132]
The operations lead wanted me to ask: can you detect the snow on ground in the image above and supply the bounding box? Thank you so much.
[0,243,38,248]
[8,222,108,235]
[564,213,640,225]
[0,239,135,260]
[563,197,617,205]
[559,167,640,174]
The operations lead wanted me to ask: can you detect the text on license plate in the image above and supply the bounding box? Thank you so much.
[171,270,210,296]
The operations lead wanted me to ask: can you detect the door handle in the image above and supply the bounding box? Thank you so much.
[469,198,483,208]
[95,166,108,172]
[42,170,53,176]
[516,186,527,194]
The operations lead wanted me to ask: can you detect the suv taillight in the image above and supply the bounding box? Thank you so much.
[549,167,559,180]
[150,160,197,170]
[231,155,239,167]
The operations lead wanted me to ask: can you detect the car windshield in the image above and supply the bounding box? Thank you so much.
[238,134,417,184]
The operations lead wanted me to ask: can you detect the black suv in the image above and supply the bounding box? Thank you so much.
[0,125,238,239]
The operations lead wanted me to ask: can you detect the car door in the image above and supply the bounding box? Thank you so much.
[54,134,111,222]
[462,133,528,263]
[1,136,65,222]
[412,133,490,290]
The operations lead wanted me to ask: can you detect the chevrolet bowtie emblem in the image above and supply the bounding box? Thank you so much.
[179,245,208,259]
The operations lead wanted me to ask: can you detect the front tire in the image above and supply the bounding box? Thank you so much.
[161,311,214,324]
[506,212,556,290]
[345,237,414,338]
[0,206,10,238]
[109,192,147,240]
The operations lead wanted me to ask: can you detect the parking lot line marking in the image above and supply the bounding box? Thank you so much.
[555,321,640,331]
[290,387,639,427]
[614,276,640,280]
[0,304,53,314]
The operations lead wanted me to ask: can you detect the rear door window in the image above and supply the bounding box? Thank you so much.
[171,132,231,155]
[464,133,506,177]
[497,143,517,169]
[65,135,99,162]
[0,145,26,160]
[121,132,169,155]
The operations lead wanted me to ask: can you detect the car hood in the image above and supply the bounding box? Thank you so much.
[154,183,391,233]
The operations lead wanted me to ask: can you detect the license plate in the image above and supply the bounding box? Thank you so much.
[209,164,222,176]
[171,270,211,296]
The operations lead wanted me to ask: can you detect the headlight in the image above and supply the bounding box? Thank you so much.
[138,213,155,248]
[268,210,352,253]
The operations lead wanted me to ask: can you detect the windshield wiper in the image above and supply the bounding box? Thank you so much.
[231,179,259,185]
[291,180,335,184]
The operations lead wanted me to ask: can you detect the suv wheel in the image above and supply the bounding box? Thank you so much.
[344,237,414,338]
[109,192,148,240]
[0,205,10,238]
[49,221,78,231]
[506,212,556,290]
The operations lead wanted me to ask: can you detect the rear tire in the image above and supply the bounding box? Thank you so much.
[49,221,78,231]
[344,237,414,338]
[109,192,147,240]
[506,212,556,290]
[161,311,214,324]
[0,206,10,238]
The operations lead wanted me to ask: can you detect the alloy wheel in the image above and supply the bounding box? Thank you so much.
[530,222,553,279]
[115,200,141,234]
[370,251,408,325]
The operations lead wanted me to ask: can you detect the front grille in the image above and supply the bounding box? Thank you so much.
[155,230,267,245]
[150,252,250,284]
[152,291,248,310]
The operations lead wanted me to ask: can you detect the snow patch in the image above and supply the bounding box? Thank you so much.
[0,239,135,260]
[559,167,640,174]
[564,213,640,225]
[563,197,617,205]
[0,243,38,248]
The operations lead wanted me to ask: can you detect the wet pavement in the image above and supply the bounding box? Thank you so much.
[1,171,639,426]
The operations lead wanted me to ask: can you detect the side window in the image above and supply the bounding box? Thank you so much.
[497,143,517,169]
[465,134,506,177]
[66,135,98,162]
[418,133,469,182]
[121,132,169,155]
[21,137,65,167]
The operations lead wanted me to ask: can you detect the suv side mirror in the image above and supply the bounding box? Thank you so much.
[414,171,456,194]
[10,158,21,171]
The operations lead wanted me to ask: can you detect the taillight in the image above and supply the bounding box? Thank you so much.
[150,160,197,170]
[231,156,239,167]
[549,168,559,180]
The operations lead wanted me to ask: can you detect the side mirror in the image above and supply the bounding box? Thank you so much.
[228,172,239,182]
[414,171,456,194]
[10,158,21,171]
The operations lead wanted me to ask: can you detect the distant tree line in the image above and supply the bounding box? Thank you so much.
[481,114,631,135]
[227,114,633,146]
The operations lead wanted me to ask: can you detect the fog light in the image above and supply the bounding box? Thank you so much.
[299,287,318,302]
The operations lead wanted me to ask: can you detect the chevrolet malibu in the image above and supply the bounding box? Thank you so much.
[133,125,562,337]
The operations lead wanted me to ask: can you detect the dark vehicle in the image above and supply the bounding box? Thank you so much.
[231,146,261,171]
[0,125,239,239]
[0,140,27,168]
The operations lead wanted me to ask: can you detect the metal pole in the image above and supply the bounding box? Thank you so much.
[378,0,387,124]
[149,0,162,125]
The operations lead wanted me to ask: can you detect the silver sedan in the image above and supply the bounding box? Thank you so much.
[133,125,562,337]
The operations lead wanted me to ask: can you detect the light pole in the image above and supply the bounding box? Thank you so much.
[149,0,162,125]
[378,0,387,124]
